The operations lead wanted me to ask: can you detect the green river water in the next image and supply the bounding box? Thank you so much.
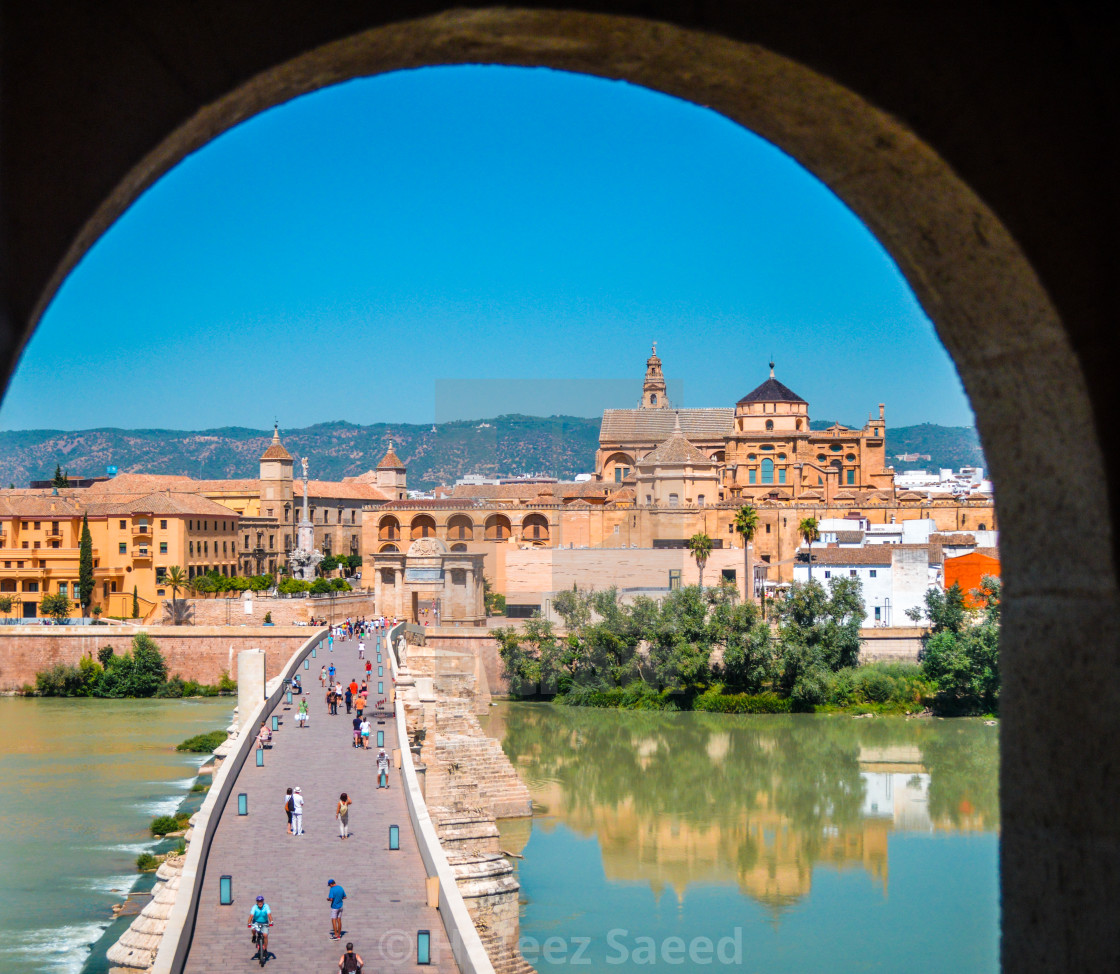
[0,697,234,974]
[481,703,1000,974]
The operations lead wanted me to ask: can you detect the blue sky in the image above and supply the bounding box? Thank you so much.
[0,65,973,431]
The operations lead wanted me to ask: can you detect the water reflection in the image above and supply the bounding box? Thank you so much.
[484,705,998,909]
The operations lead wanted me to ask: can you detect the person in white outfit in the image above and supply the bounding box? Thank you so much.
[291,786,305,835]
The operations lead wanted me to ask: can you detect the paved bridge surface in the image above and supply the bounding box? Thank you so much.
[183,635,457,973]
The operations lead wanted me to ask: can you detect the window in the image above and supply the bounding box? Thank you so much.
[761,458,774,484]
[846,453,856,462]
[268,535,274,550]
[160,519,167,530]
[765,523,771,534]
[697,495,705,505]
[651,393,657,404]
[189,541,194,556]
[160,542,167,554]
[721,568,737,582]
[749,469,757,485]
[847,469,855,485]
[778,468,787,485]
[668,493,679,507]
[824,570,831,579]
[669,569,682,590]
[204,541,209,554]
[120,520,127,529]
[850,569,857,577]
[33,541,40,549]
[33,521,40,530]
[58,582,67,596]
[157,588,165,596]
[979,523,987,531]
[21,541,27,549]
[830,444,842,452]
[244,535,250,550]
[223,541,227,554]
[20,521,27,529]
[156,568,166,581]
[119,542,127,554]
[765,419,774,431]
[137,519,148,532]
[23,581,38,592]
[874,606,881,621]
[870,569,877,578]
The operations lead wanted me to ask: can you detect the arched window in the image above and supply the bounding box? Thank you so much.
[765,419,774,431]
[485,514,511,541]
[447,514,474,541]
[410,515,436,539]
[979,523,987,531]
[650,393,657,405]
[761,458,775,484]
[523,513,549,542]
[379,516,400,541]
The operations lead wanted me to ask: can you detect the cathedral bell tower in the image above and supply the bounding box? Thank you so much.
[640,343,670,409]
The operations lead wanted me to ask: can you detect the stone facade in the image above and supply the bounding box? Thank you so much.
[372,537,486,626]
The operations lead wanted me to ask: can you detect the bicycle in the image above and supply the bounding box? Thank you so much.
[250,921,273,966]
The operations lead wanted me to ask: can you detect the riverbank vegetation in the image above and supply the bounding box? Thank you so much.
[150,812,191,836]
[496,577,1000,717]
[31,634,236,698]
[176,729,229,753]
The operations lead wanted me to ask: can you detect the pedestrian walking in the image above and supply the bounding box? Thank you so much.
[338,942,363,973]
[357,640,365,660]
[360,716,371,749]
[320,665,327,688]
[328,662,336,684]
[344,686,353,714]
[284,787,294,834]
[328,634,334,652]
[354,692,364,720]
[327,879,346,940]
[291,786,304,835]
[364,659,372,681]
[296,697,309,727]
[352,714,362,748]
[376,748,390,788]
[336,792,352,839]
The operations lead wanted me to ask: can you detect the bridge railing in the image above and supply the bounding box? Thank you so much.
[152,627,329,974]
[386,621,496,974]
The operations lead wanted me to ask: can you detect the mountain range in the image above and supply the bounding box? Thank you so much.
[0,416,986,492]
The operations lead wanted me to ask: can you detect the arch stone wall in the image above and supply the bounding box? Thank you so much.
[3,6,1118,971]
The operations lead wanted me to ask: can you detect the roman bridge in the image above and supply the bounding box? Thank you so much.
[136,624,532,974]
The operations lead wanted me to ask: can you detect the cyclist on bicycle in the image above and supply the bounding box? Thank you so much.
[248,895,274,962]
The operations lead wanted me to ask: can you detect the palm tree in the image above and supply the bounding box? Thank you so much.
[734,504,759,605]
[798,517,820,581]
[163,565,195,625]
[687,533,714,589]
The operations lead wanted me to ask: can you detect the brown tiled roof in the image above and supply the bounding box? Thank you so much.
[86,473,195,493]
[293,480,391,502]
[804,546,893,565]
[930,532,977,545]
[604,487,636,505]
[0,492,86,517]
[260,427,292,461]
[637,422,715,466]
[835,530,865,544]
[449,481,607,502]
[88,492,244,518]
[377,448,405,470]
[945,547,1000,563]
[599,408,733,443]
[378,499,480,511]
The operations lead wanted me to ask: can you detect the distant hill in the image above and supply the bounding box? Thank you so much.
[0,416,985,492]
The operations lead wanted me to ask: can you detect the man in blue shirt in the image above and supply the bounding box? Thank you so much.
[248,895,273,960]
[327,879,346,941]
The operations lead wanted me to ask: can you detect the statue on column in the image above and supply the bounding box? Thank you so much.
[287,456,323,581]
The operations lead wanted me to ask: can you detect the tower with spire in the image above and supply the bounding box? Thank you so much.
[640,342,670,409]
[375,436,408,500]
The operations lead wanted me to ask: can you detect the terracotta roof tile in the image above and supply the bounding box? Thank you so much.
[599,408,733,443]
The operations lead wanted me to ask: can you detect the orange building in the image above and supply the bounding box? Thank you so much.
[943,548,1001,606]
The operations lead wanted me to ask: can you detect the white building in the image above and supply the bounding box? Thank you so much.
[793,544,938,627]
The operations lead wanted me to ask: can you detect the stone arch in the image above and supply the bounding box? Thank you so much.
[410,514,436,540]
[378,515,400,543]
[602,451,637,483]
[3,8,1115,970]
[378,542,399,554]
[485,514,512,542]
[450,542,467,553]
[447,513,475,542]
[522,512,550,544]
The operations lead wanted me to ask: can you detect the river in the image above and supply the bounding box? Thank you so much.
[0,697,234,974]
[481,703,999,974]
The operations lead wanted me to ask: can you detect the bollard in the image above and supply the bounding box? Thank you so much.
[311,646,316,657]
[271,715,278,732]
[377,730,384,748]
[285,690,292,705]
[255,747,264,767]
[237,793,248,816]
[417,930,431,965]
[377,682,383,695]
[389,824,399,850]
[303,659,309,670]
[378,665,383,677]
[220,875,233,905]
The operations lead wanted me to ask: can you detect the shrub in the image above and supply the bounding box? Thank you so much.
[263,611,273,624]
[790,666,831,711]
[859,668,895,703]
[176,730,228,753]
[217,671,237,694]
[150,813,190,835]
[135,852,158,872]
[694,688,792,714]
[190,782,209,793]
[558,684,680,711]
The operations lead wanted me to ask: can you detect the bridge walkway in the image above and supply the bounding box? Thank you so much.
[183,635,457,973]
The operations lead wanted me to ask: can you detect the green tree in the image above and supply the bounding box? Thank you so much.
[78,515,94,615]
[734,504,760,606]
[712,596,774,693]
[798,517,820,581]
[132,585,140,619]
[52,464,69,488]
[687,533,714,589]
[773,577,865,703]
[0,595,13,619]
[920,576,1000,715]
[39,591,72,622]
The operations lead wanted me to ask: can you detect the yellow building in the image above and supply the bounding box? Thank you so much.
[0,489,241,619]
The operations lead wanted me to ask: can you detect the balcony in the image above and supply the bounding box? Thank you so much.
[132,548,153,562]
[132,526,151,540]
